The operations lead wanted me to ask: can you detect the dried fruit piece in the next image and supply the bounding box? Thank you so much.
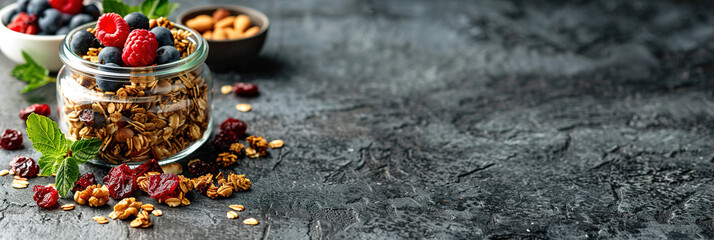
[33,185,59,208]
[133,159,163,185]
[220,118,247,137]
[212,131,239,150]
[103,164,135,200]
[1,129,23,150]
[233,82,259,97]
[243,218,259,225]
[19,104,51,120]
[187,159,218,177]
[9,156,39,177]
[78,109,95,125]
[72,173,96,192]
[147,173,180,201]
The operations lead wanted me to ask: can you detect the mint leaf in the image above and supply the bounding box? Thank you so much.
[55,156,79,198]
[26,114,69,156]
[141,0,179,18]
[103,0,132,16]
[12,51,55,93]
[70,139,102,163]
[38,155,63,176]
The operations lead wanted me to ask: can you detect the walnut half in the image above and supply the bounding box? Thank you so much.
[73,184,109,207]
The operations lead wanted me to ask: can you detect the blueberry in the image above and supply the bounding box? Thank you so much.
[98,47,122,65]
[124,12,149,30]
[27,0,49,17]
[97,63,124,92]
[151,27,173,47]
[16,0,30,13]
[38,8,61,34]
[82,4,100,19]
[70,30,95,55]
[60,13,72,25]
[155,46,180,65]
[69,14,94,29]
[3,9,18,25]
[56,26,70,35]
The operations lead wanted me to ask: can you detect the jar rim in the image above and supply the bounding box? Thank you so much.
[59,22,208,80]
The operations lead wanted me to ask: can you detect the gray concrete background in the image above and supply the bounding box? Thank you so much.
[2,0,714,239]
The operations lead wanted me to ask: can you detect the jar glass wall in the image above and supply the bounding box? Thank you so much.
[57,23,212,166]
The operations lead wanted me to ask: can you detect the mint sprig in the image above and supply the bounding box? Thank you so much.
[26,114,101,197]
[103,0,179,19]
[11,51,56,93]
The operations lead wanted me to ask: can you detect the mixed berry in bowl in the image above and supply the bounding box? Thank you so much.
[3,0,99,35]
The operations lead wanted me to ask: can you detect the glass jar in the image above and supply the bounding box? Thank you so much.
[57,23,212,166]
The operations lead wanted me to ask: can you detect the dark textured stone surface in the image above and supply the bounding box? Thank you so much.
[2,0,714,239]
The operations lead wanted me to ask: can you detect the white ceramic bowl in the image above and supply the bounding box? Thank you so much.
[0,3,66,72]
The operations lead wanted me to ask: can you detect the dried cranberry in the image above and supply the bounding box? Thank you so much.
[147,173,180,200]
[19,104,51,120]
[78,109,94,126]
[9,156,39,177]
[187,160,218,177]
[72,173,97,192]
[220,118,247,137]
[211,131,239,150]
[33,185,59,208]
[133,159,163,184]
[0,129,23,150]
[103,164,135,200]
[233,82,259,97]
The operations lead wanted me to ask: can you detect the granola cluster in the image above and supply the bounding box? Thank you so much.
[192,172,251,199]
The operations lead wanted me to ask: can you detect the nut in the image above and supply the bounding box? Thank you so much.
[243,26,260,38]
[215,16,235,29]
[221,85,233,94]
[235,104,252,112]
[61,203,75,211]
[152,209,163,216]
[0,169,9,176]
[212,8,231,22]
[269,140,284,149]
[93,216,109,224]
[186,15,214,32]
[161,162,183,174]
[233,15,251,32]
[74,184,109,207]
[113,197,143,220]
[141,204,154,211]
[113,128,134,143]
[227,211,238,219]
[229,204,245,211]
[243,218,259,225]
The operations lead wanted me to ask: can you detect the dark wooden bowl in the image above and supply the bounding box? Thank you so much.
[177,5,269,71]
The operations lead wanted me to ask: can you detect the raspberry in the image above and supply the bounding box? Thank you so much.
[121,29,158,67]
[49,0,83,14]
[7,12,39,34]
[96,13,130,48]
